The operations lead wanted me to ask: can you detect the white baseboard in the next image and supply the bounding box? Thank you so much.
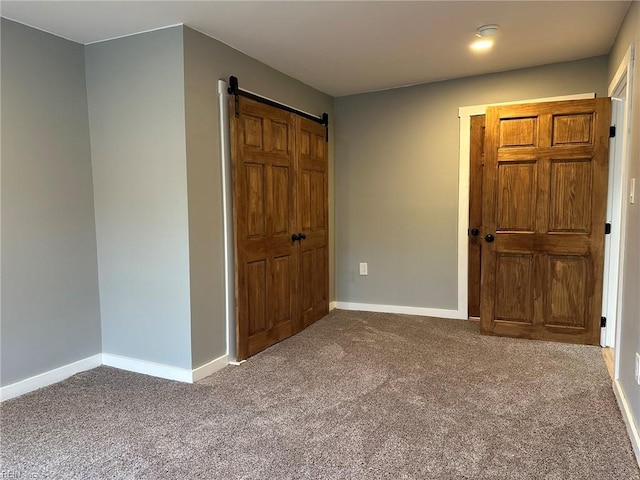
[102,353,193,383]
[334,301,466,320]
[102,353,230,383]
[192,354,229,382]
[329,301,337,311]
[0,354,102,402]
[613,379,640,466]
[1,351,231,402]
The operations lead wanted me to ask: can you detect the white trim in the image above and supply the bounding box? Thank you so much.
[218,80,236,363]
[102,353,193,383]
[607,45,635,370]
[613,379,640,466]
[329,301,338,311]
[191,354,229,382]
[457,92,596,320]
[0,354,102,402]
[335,302,465,319]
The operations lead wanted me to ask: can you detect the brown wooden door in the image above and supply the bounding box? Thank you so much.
[230,98,329,360]
[468,115,485,318]
[480,98,611,345]
[297,117,329,328]
[231,97,298,360]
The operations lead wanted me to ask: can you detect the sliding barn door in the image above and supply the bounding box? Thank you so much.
[480,98,611,345]
[231,97,329,360]
[297,117,329,328]
[231,98,298,360]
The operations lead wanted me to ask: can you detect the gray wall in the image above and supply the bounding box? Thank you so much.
[85,27,192,369]
[608,0,640,444]
[334,56,608,309]
[1,19,101,386]
[183,27,335,368]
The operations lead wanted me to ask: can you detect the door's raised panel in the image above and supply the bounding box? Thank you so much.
[301,250,314,312]
[270,121,289,153]
[494,254,534,323]
[271,166,290,235]
[552,114,593,146]
[300,130,311,156]
[243,115,263,149]
[247,260,267,336]
[300,171,312,231]
[311,172,325,230]
[246,164,265,237]
[270,255,292,325]
[497,161,537,232]
[499,117,538,147]
[549,159,592,233]
[314,247,327,305]
[315,134,325,160]
[545,255,588,327]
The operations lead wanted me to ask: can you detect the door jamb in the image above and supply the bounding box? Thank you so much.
[218,80,236,363]
[605,44,634,374]
[457,93,596,320]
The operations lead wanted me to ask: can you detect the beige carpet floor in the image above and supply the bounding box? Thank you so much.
[1,310,638,479]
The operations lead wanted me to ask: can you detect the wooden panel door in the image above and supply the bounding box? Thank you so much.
[468,115,485,318]
[480,98,611,345]
[297,117,329,328]
[231,97,298,360]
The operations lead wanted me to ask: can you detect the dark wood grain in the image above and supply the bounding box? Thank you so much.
[480,98,610,345]
[297,117,329,329]
[468,115,485,318]
[230,98,329,359]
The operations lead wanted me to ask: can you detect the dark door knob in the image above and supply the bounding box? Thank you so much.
[470,228,480,237]
[484,234,495,243]
[300,233,307,240]
[291,233,300,242]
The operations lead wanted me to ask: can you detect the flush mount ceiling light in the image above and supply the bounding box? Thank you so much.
[471,24,499,52]
[476,24,499,38]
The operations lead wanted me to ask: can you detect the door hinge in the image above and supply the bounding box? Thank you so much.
[605,223,611,234]
[610,126,616,138]
[601,316,607,328]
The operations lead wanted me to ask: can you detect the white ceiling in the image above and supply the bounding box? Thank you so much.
[0,1,631,97]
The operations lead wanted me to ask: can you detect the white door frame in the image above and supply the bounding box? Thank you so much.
[605,45,634,370]
[457,92,596,321]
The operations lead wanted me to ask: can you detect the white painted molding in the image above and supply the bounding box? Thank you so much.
[102,353,193,383]
[329,301,338,311]
[335,302,465,320]
[218,79,236,364]
[608,43,635,374]
[191,354,229,382]
[456,92,595,322]
[0,354,102,402]
[613,379,640,466]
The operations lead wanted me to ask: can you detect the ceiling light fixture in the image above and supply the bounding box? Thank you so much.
[470,24,499,52]
[476,24,499,38]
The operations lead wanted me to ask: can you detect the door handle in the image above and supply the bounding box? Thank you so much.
[299,233,307,240]
[470,228,480,237]
[484,234,495,243]
[291,233,301,242]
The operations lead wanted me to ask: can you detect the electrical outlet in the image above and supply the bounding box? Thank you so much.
[359,262,368,276]
[636,353,640,386]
